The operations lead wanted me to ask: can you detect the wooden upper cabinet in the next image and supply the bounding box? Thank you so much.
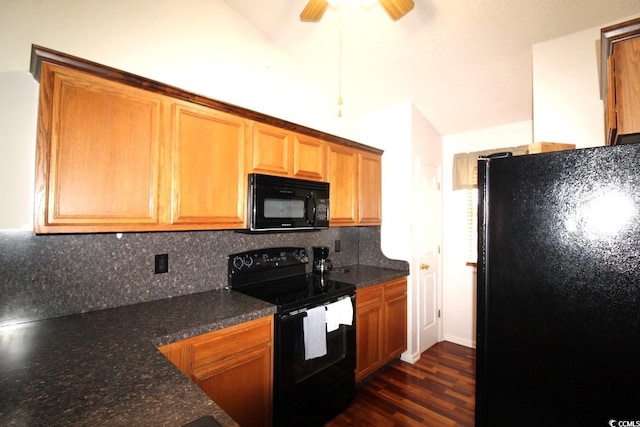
[358,151,382,225]
[169,102,247,228]
[35,63,164,233]
[328,144,359,225]
[613,37,640,140]
[248,122,291,176]
[605,54,617,143]
[35,62,247,233]
[248,123,327,181]
[30,45,383,233]
[601,18,640,145]
[328,144,382,226]
[291,133,327,181]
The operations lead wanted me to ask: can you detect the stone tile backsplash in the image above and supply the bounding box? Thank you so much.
[1,227,407,325]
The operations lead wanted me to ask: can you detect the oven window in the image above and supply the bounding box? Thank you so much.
[264,198,305,219]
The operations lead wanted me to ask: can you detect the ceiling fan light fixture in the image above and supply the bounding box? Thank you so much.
[378,0,414,20]
[300,0,329,22]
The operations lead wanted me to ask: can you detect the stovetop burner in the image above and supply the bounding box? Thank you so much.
[234,274,354,312]
[228,247,355,312]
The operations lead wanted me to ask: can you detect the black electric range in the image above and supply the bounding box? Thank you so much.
[228,247,355,313]
[227,247,357,427]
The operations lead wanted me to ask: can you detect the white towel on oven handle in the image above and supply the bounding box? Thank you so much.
[325,297,353,332]
[303,306,327,360]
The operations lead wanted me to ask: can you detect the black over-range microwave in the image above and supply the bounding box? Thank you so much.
[247,174,330,232]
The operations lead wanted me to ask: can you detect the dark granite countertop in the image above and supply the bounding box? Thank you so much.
[0,288,275,427]
[0,265,406,426]
[327,264,409,289]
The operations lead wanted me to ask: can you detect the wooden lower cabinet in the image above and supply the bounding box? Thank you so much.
[384,278,409,359]
[355,284,385,380]
[158,316,273,427]
[355,277,407,382]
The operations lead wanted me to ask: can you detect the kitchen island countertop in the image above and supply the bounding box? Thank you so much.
[0,265,407,426]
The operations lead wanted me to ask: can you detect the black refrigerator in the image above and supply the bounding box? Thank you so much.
[476,143,640,427]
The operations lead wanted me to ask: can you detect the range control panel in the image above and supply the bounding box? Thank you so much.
[228,247,309,279]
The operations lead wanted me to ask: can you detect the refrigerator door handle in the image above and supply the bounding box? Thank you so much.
[479,152,513,160]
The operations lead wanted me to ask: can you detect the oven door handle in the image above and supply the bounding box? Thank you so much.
[280,310,308,322]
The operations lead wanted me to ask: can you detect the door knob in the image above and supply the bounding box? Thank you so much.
[420,263,430,270]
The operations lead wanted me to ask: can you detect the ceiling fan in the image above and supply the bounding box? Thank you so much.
[300,0,415,22]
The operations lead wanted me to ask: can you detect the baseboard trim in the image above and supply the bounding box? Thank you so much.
[400,350,420,364]
[443,334,476,349]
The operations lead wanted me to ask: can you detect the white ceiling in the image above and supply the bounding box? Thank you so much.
[221,0,640,135]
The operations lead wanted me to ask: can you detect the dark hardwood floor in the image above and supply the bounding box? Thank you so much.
[326,342,476,426]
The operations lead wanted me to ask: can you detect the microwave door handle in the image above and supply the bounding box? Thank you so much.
[306,195,317,225]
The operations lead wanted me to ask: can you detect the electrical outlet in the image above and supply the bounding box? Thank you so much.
[155,253,168,274]
[335,240,341,253]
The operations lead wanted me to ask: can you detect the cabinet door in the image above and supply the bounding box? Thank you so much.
[328,144,358,225]
[614,37,640,138]
[292,133,327,181]
[358,152,382,225]
[158,316,273,427]
[169,102,247,228]
[35,63,164,233]
[355,285,385,381]
[192,345,272,427]
[384,278,408,359]
[248,122,291,176]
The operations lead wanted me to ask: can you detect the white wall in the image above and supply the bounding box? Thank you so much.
[359,103,412,260]
[360,102,443,360]
[442,120,533,348]
[0,0,354,230]
[0,72,38,229]
[533,28,604,148]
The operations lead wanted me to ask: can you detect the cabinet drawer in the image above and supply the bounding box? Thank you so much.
[385,278,407,299]
[357,285,384,308]
[191,316,272,371]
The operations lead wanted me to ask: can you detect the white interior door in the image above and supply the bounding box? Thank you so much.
[416,160,441,352]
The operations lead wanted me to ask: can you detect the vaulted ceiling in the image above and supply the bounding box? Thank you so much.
[222,0,640,135]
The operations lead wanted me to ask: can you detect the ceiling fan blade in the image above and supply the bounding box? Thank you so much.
[378,0,414,20]
[300,0,329,22]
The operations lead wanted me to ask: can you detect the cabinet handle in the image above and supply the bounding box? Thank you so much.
[420,263,430,270]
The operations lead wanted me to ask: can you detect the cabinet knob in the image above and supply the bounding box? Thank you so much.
[420,263,430,270]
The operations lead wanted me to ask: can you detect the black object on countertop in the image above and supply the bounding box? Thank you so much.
[182,415,222,427]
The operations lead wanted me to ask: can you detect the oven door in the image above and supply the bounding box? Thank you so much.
[274,294,356,427]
